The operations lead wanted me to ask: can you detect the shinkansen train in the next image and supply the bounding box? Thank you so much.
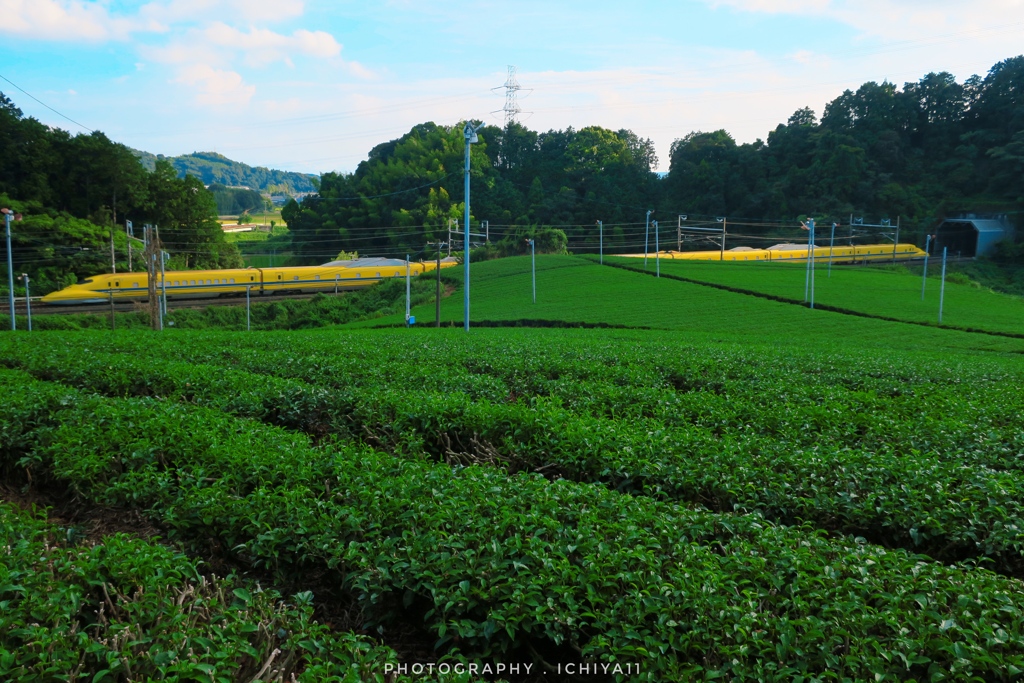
[622,243,928,262]
[41,257,458,305]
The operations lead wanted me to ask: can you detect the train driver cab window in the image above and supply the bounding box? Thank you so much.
[250,276,254,282]
[277,275,282,280]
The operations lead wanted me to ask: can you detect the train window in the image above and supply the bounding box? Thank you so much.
[376,272,381,278]
[133,282,139,288]
[356,273,361,278]
[230,278,235,284]
[207,280,211,285]
[314,275,320,280]
[115,281,120,287]
[250,276,254,282]
[277,275,282,280]
[190,280,196,285]
[293,276,299,281]
[214,279,219,284]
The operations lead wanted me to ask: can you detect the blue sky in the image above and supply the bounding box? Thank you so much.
[4,0,1023,173]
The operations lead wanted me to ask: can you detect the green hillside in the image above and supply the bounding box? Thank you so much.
[356,254,1024,354]
[134,150,317,194]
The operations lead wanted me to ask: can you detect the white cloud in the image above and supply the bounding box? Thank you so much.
[174,64,256,105]
[705,0,1024,41]
[138,0,305,25]
[202,23,342,66]
[0,0,161,41]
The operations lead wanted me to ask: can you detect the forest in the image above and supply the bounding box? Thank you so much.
[1,56,1022,294]
[0,93,241,295]
[283,56,1024,262]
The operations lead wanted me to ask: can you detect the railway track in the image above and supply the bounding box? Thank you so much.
[8,291,342,317]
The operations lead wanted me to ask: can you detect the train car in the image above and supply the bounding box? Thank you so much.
[41,258,453,305]
[621,243,928,264]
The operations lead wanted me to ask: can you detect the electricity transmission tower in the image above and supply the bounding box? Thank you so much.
[493,66,530,128]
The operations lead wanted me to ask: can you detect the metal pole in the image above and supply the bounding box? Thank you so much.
[644,210,652,270]
[809,218,816,309]
[529,239,536,303]
[921,234,931,300]
[21,274,30,332]
[127,221,133,272]
[160,251,168,318]
[109,290,115,331]
[405,254,411,326]
[892,217,899,263]
[335,274,339,295]
[720,218,726,260]
[828,222,836,278]
[597,221,603,264]
[464,125,472,332]
[939,246,947,323]
[436,244,442,327]
[654,220,660,277]
[246,285,251,331]
[5,213,14,331]
[109,223,116,275]
[804,221,812,303]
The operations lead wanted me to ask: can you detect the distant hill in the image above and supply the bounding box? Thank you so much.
[133,150,318,194]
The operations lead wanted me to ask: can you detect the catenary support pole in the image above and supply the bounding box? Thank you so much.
[21,274,30,332]
[809,218,816,309]
[939,246,947,323]
[127,221,133,272]
[597,221,603,264]
[921,234,931,300]
[654,221,660,277]
[526,239,536,303]
[109,290,115,331]
[5,211,14,331]
[828,222,836,278]
[720,218,726,260]
[644,210,652,270]
[160,251,168,318]
[246,285,251,331]
[405,254,411,326]
[436,243,442,327]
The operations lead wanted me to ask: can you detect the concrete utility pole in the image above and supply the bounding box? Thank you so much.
[717,217,726,260]
[144,225,161,331]
[597,220,603,264]
[126,220,133,272]
[463,121,483,332]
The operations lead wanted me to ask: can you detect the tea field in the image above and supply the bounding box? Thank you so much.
[3,324,1024,681]
[600,254,1024,337]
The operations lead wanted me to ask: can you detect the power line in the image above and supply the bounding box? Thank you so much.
[0,73,93,133]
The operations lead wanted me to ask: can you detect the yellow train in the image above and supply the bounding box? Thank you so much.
[41,258,458,305]
[621,243,928,263]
